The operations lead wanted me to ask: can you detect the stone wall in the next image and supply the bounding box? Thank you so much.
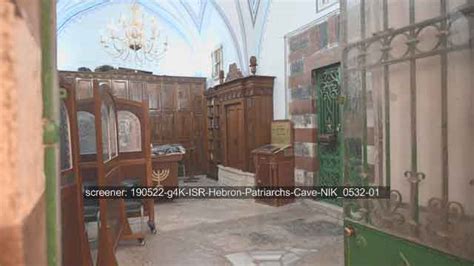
[0,1,47,265]
[286,14,341,186]
[218,165,255,187]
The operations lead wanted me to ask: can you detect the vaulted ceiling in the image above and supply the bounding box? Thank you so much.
[56,0,271,76]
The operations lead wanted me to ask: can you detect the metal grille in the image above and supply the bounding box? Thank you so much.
[315,64,345,205]
[342,0,474,261]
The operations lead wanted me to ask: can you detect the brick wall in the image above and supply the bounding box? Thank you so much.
[287,14,342,186]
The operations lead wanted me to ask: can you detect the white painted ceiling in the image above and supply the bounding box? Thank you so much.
[56,0,271,76]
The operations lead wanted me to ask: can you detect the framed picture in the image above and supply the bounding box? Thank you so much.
[316,0,338,13]
[211,45,223,80]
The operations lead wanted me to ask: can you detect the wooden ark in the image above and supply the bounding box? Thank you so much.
[205,75,275,177]
[59,69,208,176]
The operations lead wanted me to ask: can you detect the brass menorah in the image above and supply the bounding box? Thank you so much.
[152,168,170,187]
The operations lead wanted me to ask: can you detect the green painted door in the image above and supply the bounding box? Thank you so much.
[341,1,474,265]
[315,64,344,206]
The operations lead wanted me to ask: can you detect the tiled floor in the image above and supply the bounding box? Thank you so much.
[113,176,344,266]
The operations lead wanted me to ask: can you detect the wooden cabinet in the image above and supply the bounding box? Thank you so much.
[206,97,222,178]
[205,75,275,176]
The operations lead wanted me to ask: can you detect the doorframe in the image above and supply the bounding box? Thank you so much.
[41,0,60,264]
[222,99,245,170]
[312,62,344,191]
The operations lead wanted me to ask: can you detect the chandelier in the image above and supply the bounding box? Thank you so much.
[100,3,168,64]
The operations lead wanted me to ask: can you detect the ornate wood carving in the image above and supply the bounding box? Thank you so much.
[225,63,244,82]
[205,75,275,174]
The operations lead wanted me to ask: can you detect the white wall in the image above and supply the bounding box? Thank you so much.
[258,0,339,119]
[201,1,245,87]
[382,0,474,215]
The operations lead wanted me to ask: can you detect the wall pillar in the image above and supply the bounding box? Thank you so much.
[0,0,55,265]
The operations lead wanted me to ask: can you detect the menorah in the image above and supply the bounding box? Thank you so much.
[152,168,170,187]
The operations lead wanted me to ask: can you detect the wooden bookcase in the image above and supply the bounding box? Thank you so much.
[205,75,275,175]
[206,96,222,178]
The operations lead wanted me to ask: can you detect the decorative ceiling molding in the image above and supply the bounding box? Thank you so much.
[180,0,207,32]
[55,0,276,75]
[235,0,249,73]
[138,1,196,43]
[247,0,260,26]
[209,0,245,73]
[56,0,194,45]
[256,0,271,59]
[57,1,109,34]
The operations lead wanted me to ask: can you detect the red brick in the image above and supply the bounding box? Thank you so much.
[289,99,315,115]
[295,156,317,172]
[304,47,342,72]
[308,26,318,47]
[367,127,375,145]
[289,52,303,63]
[289,74,311,89]
[294,128,317,143]
[310,25,321,52]
[328,15,338,44]
[288,32,311,60]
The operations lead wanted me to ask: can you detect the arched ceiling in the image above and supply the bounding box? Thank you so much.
[56,0,271,74]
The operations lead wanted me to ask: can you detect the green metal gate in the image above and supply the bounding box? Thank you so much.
[341,0,474,265]
[315,64,346,206]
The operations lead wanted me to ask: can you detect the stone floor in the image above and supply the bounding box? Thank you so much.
[113,176,344,266]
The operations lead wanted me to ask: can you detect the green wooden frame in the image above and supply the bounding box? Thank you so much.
[41,0,60,264]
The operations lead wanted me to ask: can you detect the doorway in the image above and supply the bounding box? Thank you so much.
[225,103,245,170]
[314,63,344,206]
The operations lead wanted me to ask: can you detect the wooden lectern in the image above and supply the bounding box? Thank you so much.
[252,120,294,207]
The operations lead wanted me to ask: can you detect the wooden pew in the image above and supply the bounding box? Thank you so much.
[116,98,156,234]
[76,80,146,265]
[59,77,93,266]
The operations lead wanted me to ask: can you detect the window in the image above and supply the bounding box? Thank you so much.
[59,101,72,171]
[212,46,223,80]
[118,111,142,152]
[101,103,111,161]
[77,111,96,155]
[109,105,119,157]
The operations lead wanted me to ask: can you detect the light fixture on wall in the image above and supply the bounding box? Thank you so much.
[100,3,168,64]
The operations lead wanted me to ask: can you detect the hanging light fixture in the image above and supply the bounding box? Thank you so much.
[100,2,168,64]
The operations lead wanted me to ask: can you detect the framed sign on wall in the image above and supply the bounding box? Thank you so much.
[316,0,338,13]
